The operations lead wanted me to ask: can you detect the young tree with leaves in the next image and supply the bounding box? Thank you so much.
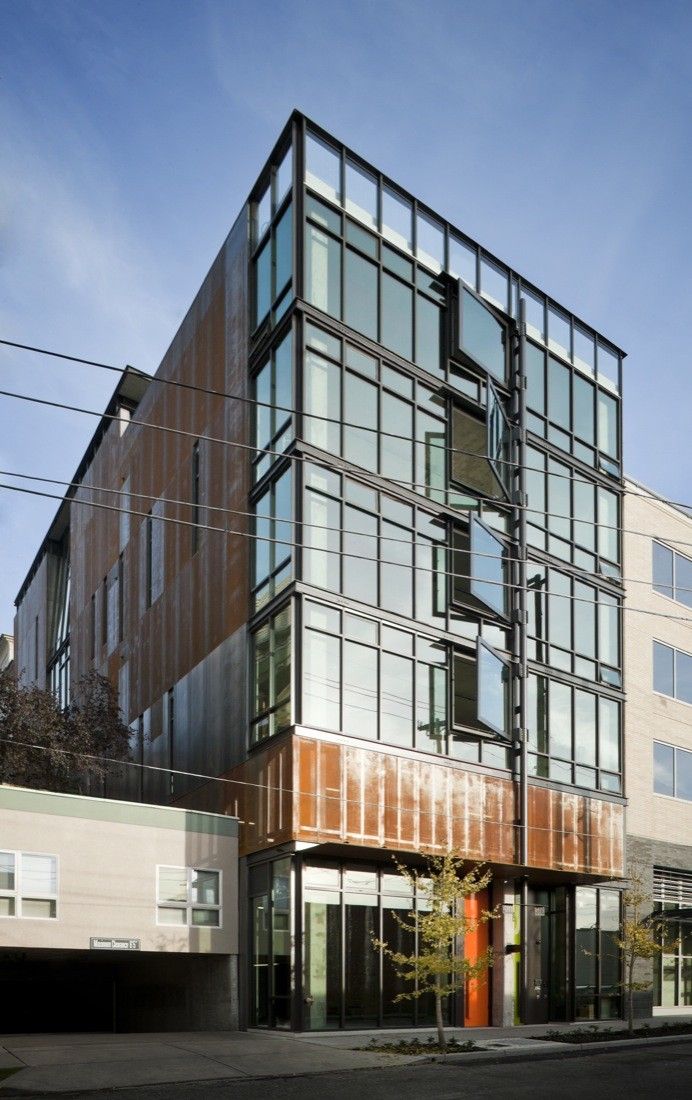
[0,668,130,794]
[618,864,667,1036]
[373,853,498,1051]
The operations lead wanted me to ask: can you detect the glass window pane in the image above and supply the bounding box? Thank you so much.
[21,854,57,896]
[343,505,377,606]
[304,600,340,633]
[273,607,291,730]
[654,641,675,697]
[382,187,412,252]
[448,234,476,287]
[276,144,292,206]
[459,288,505,382]
[304,351,340,453]
[653,542,674,599]
[477,642,508,737]
[599,595,619,668]
[344,612,377,645]
[344,249,378,340]
[380,520,413,618]
[525,343,545,416]
[598,487,619,564]
[416,663,447,753]
[574,582,596,658]
[416,211,444,272]
[305,225,341,318]
[675,552,692,609]
[381,392,413,485]
[22,898,56,918]
[548,357,570,431]
[0,852,15,892]
[598,391,618,458]
[303,489,340,592]
[480,257,508,311]
[574,325,595,375]
[381,273,413,360]
[343,373,378,471]
[305,133,341,203]
[256,187,271,242]
[597,343,619,390]
[549,681,572,759]
[574,690,596,765]
[573,477,595,552]
[159,906,187,925]
[548,305,571,359]
[275,204,292,295]
[599,698,620,772]
[381,652,413,746]
[676,748,692,800]
[192,907,220,927]
[470,516,505,617]
[255,240,271,325]
[304,629,340,730]
[522,288,545,343]
[191,869,219,905]
[345,160,377,227]
[548,569,572,650]
[343,640,378,739]
[573,374,595,445]
[676,649,692,704]
[415,294,442,376]
[159,867,188,903]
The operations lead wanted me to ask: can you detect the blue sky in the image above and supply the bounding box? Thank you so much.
[1,0,691,636]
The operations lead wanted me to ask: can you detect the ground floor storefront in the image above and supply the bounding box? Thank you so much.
[244,847,623,1031]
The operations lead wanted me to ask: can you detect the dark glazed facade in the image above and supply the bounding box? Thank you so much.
[15,112,627,1030]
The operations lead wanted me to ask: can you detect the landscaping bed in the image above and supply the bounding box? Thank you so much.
[536,1022,692,1044]
[361,1036,479,1055]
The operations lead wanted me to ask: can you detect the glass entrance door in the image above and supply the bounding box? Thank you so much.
[249,858,293,1028]
[525,887,569,1024]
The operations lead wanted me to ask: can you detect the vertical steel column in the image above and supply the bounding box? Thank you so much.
[513,299,529,1022]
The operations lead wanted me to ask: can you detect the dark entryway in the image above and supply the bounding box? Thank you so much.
[525,886,569,1024]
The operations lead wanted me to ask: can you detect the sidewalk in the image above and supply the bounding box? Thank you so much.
[1,1016,690,1096]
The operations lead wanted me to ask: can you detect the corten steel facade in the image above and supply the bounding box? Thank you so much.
[15,112,626,1030]
[623,481,692,1016]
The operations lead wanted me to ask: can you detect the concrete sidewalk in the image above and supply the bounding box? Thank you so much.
[1,1016,690,1096]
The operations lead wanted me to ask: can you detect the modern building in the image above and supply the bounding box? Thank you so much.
[14,111,627,1031]
[623,479,692,1015]
[0,784,239,1032]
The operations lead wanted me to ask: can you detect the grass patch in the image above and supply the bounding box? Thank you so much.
[536,1022,692,1044]
[360,1036,479,1055]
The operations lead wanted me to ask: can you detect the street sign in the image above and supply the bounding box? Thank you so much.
[90,937,141,951]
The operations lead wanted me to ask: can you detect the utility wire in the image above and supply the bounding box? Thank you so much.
[3,476,692,628]
[3,464,691,600]
[0,737,623,845]
[0,335,629,496]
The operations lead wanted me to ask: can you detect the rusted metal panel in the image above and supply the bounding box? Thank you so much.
[527,786,624,877]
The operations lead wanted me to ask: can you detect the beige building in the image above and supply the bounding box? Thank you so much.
[0,785,239,1031]
[624,479,692,1014]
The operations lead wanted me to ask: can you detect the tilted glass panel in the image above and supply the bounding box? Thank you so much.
[477,639,509,738]
[487,380,511,496]
[459,287,506,382]
[469,515,506,617]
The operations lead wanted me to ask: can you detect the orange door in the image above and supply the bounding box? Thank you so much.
[464,889,490,1026]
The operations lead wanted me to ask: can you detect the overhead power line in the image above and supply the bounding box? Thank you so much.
[3,476,692,627]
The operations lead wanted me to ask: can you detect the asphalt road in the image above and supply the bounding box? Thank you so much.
[55,1040,692,1100]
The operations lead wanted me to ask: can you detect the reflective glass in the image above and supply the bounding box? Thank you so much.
[255,240,271,325]
[653,641,675,696]
[481,256,508,311]
[303,489,340,591]
[548,356,570,431]
[191,869,219,905]
[448,234,476,287]
[276,145,292,206]
[598,698,619,772]
[675,551,692,609]
[653,542,674,599]
[548,305,571,359]
[598,391,618,458]
[346,219,378,258]
[548,569,571,650]
[470,517,505,617]
[574,581,595,657]
[344,249,378,340]
[381,392,413,484]
[21,854,57,897]
[0,852,14,891]
[525,343,545,415]
[459,288,505,381]
[597,488,619,563]
[380,521,413,618]
[304,351,340,453]
[676,649,692,704]
[573,374,595,445]
[306,193,341,235]
[274,204,292,294]
[345,159,377,227]
[599,595,619,667]
[343,640,378,738]
[343,505,377,606]
[574,690,596,765]
[597,343,619,390]
[416,663,447,753]
[343,372,377,471]
[477,642,508,736]
[416,211,444,272]
[574,477,595,551]
[381,652,413,746]
[522,288,545,342]
[159,867,188,903]
[574,325,595,375]
[305,133,341,203]
[549,681,572,759]
[256,187,271,242]
[305,225,341,317]
[677,748,692,800]
[415,295,442,375]
[381,186,413,251]
[304,628,340,729]
[273,608,291,730]
[381,273,413,360]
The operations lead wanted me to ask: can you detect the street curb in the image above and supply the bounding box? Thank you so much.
[0,1034,690,1097]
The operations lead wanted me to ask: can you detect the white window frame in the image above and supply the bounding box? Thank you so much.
[0,850,59,920]
[156,865,222,929]
[653,739,692,803]
[653,638,692,708]
[652,539,692,608]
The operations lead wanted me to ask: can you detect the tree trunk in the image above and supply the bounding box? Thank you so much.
[628,953,635,1036]
[434,975,446,1052]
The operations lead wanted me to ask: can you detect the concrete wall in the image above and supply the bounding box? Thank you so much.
[0,786,239,955]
